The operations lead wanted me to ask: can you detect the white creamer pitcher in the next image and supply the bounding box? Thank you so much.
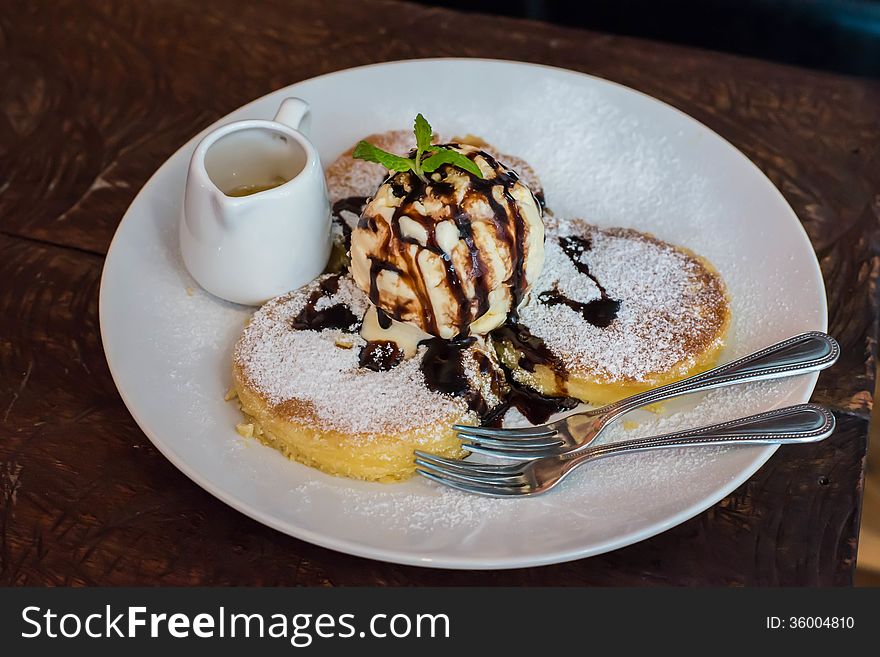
[180,98,331,306]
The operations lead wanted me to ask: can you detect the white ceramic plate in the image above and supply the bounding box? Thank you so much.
[100,59,826,569]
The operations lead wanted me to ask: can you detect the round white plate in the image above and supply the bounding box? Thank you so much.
[100,59,826,569]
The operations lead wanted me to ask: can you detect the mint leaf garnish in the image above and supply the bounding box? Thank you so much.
[352,140,415,172]
[352,114,485,181]
[414,113,433,158]
[421,149,483,178]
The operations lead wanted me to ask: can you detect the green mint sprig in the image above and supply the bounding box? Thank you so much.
[352,113,483,182]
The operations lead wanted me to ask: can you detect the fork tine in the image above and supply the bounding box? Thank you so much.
[413,451,522,474]
[451,423,558,439]
[417,469,530,497]
[462,442,563,460]
[414,457,526,485]
[457,431,565,449]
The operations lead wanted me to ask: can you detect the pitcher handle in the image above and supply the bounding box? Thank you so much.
[274,97,310,133]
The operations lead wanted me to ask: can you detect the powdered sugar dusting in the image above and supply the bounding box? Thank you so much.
[294,478,519,532]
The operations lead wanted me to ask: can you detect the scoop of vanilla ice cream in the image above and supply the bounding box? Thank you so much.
[350,144,544,339]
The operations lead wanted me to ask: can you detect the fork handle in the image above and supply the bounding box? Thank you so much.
[594,332,839,423]
[564,404,835,469]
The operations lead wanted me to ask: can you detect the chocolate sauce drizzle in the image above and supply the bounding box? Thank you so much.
[376,307,393,329]
[487,319,581,424]
[469,149,531,313]
[358,308,401,371]
[368,259,402,306]
[482,361,579,427]
[359,340,404,372]
[419,337,476,398]
[539,235,621,328]
[363,146,536,339]
[539,290,621,328]
[290,275,359,332]
[492,320,565,375]
[419,337,501,421]
[418,331,577,427]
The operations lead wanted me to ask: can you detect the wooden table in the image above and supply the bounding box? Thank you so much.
[1,0,877,586]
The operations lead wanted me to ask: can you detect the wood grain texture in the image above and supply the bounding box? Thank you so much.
[0,0,876,586]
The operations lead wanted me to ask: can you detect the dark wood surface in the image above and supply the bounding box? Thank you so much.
[1,0,877,586]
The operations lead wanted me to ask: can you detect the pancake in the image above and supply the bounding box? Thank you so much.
[494,218,730,405]
[232,273,507,482]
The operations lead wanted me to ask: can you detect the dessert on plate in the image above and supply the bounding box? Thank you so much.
[230,114,730,481]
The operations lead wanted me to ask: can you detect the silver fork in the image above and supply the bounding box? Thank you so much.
[417,404,835,497]
[455,331,838,460]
